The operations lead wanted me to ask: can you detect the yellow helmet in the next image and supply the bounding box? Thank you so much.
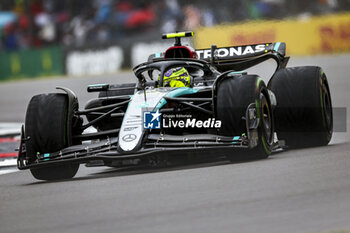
[161,67,191,87]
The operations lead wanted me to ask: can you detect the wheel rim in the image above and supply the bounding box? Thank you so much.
[322,83,332,133]
[261,94,273,144]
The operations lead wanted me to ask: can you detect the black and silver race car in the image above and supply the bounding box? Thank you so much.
[18,31,333,180]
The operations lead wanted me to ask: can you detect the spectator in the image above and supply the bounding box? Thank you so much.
[183,5,201,31]
[0,0,348,51]
[2,23,18,50]
[161,0,183,33]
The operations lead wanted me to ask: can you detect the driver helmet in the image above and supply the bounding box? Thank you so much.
[161,67,191,87]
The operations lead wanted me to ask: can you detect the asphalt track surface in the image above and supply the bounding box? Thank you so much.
[0,55,350,233]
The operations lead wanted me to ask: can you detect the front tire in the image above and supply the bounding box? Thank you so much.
[216,75,274,160]
[25,93,79,180]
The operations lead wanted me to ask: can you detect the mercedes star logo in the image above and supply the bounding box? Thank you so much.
[122,134,137,142]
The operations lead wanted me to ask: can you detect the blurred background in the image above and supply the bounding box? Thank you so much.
[0,0,349,79]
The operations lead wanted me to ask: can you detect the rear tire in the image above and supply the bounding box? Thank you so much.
[269,66,333,148]
[216,75,274,160]
[25,93,79,180]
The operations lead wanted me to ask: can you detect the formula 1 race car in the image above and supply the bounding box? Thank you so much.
[17,31,333,180]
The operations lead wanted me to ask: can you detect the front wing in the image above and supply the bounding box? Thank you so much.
[17,101,284,170]
[18,130,274,170]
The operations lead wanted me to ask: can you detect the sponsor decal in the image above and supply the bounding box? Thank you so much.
[319,22,350,53]
[122,134,137,142]
[232,31,276,46]
[196,44,266,60]
[123,127,138,131]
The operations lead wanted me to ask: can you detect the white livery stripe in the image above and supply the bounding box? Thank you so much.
[118,89,168,152]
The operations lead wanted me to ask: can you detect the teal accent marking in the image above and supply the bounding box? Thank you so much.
[137,102,150,108]
[232,136,240,141]
[157,98,167,109]
[228,71,245,76]
[273,42,281,52]
[155,53,162,58]
[88,84,107,87]
[154,87,200,110]
[44,153,50,161]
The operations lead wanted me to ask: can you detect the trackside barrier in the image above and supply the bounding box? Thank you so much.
[65,46,124,76]
[194,13,350,56]
[2,13,349,81]
[131,41,172,67]
[0,46,63,80]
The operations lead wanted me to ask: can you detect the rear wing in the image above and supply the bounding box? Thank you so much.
[197,42,289,72]
[196,42,286,61]
[147,41,288,72]
[148,42,286,61]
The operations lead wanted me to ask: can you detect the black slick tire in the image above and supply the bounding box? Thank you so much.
[216,75,274,160]
[269,66,333,148]
[25,93,79,180]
